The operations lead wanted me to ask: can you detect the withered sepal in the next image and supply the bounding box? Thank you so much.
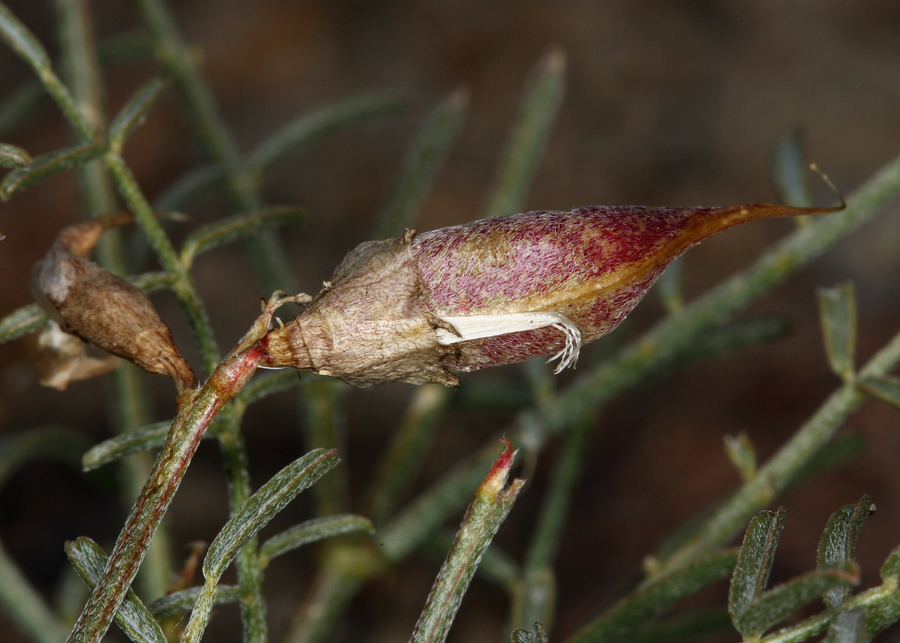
[260,231,460,387]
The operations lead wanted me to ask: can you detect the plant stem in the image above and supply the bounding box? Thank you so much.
[648,323,900,580]
[64,303,280,643]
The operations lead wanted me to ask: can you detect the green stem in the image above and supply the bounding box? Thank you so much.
[648,323,900,580]
[0,1,95,141]
[64,323,273,643]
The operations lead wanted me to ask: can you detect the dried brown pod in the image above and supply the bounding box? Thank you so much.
[31,213,197,392]
[261,202,841,387]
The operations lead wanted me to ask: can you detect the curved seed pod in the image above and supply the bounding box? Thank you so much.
[31,213,197,392]
[261,202,841,386]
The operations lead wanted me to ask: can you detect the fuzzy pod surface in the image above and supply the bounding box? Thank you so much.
[261,203,839,386]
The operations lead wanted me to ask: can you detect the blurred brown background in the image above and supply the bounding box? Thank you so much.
[1,1,900,642]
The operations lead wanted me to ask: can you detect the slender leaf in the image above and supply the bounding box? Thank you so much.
[0,79,45,138]
[259,514,374,567]
[724,432,757,482]
[373,88,469,238]
[483,47,566,219]
[204,448,338,579]
[817,495,874,609]
[245,92,405,175]
[235,370,303,408]
[0,426,87,487]
[0,427,86,643]
[0,4,52,70]
[180,205,306,267]
[729,508,787,624]
[0,141,30,167]
[368,384,452,523]
[736,566,858,639]
[0,4,94,140]
[627,608,734,643]
[817,282,857,382]
[772,131,813,208]
[109,75,171,150]
[410,442,523,643]
[879,542,900,583]
[566,550,738,643]
[82,421,173,471]
[65,537,167,643]
[153,163,223,212]
[0,140,103,199]
[147,585,243,620]
[656,256,685,314]
[858,374,900,411]
[824,609,867,643]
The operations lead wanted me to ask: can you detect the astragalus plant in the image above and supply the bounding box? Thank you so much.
[1,2,900,643]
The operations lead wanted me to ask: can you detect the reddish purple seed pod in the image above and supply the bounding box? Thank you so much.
[261,202,839,386]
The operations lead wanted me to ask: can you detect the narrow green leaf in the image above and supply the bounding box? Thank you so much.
[656,256,685,314]
[511,622,549,643]
[109,75,171,151]
[0,4,94,141]
[0,79,46,138]
[65,537,167,643]
[203,448,338,579]
[245,92,404,175]
[817,495,874,609]
[180,205,306,267]
[0,428,85,643]
[627,608,734,643]
[0,140,103,199]
[565,550,738,643]
[236,370,302,408]
[0,4,52,70]
[147,585,243,620]
[817,282,857,382]
[82,421,174,471]
[858,374,900,411]
[864,583,900,639]
[410,443,523,643]
[373,88,469,239]
[729,508,787,625]
[483,47,566,219]
[152,163,223,212]
[772,131,813,208]
[0,142,31,167]
[724,432,758,482]
[0,426,87,487]
[737,566,858,639]
[259,514,374,567]
[0,303,45,344]
[823,609,867,643]
[879,542,900,583]
[368,384,452,523]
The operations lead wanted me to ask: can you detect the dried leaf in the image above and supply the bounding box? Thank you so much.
[31,213,196,391]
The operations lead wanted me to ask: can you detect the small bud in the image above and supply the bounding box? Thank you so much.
[261,202,840,386]
[31,214,197,392]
